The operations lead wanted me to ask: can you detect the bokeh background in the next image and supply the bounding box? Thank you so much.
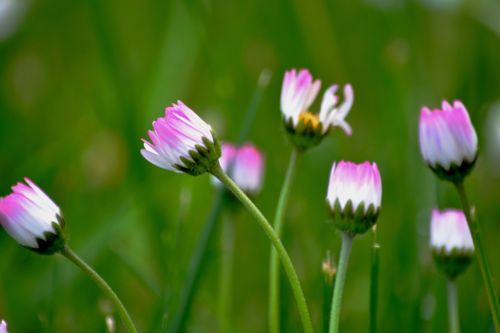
[1,0,500,332]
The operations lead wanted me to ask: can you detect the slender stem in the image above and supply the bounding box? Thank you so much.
[447,279,460,333]
[60,246,138,333]
[322,252,335,333]
[218,215,235,333]
[211,164,314,333]
[455,182,500,331]
[329,232,353,333]
[168,191,225,333]
[269,148,299,333]
[370,229,380,333]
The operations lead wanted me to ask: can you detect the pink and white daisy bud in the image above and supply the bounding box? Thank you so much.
[0,320,7,333]
[211,143,265,197]
[0,179,65,255]
[141,101,221,176]
[430,209,474,279]
[326,161,382,235]
[281,69,353,151]
[232,144,265,196]
[419,100,478,183]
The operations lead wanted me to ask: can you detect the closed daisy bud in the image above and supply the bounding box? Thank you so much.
[0,179,65,255]
[326,161,382,235]
[430,209,474,279]
[0,320,7,333]
[232,144,265,196]
[141,101,221,176]
[419,100,478,183]
[281,69,353,151]
[211,143,265,197]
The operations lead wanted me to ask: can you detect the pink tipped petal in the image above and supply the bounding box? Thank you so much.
[338,84,354,118]
[419,100,478,170]
[320,84,353,135]
[141,101,215,172]
[0,320,7,333]
[326,160,382,213]
[319,85,339,124]
[232,144,265,194]
[0,179,62,249]
[430,209,474,253]
[280,68,321,125]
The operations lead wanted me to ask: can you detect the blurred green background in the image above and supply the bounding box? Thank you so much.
[1,0,500,332]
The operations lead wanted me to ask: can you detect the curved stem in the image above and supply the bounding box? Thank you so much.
[211,164,314,333]
[60,246,138,333]
[329,232,353,333]
[269,148,299,333]
[455,182,500,331]
[447,279,460,333]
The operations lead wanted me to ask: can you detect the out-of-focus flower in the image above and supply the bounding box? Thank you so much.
[141,101,221,176]
[280,69,353,151]
[0,179,65,255]
[218,143,238,173]
[326,161,382,235]
[212,143,265,196]
[430,209,474,278]
[0,0,28,41]
[419,100,478,183]
[232,144,265,196]
[484,102,500,175]
[0,320,7,333]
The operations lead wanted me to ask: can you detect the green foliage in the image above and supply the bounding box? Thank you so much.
[1,0,500,332]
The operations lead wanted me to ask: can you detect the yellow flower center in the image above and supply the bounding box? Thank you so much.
[299,111,320,129]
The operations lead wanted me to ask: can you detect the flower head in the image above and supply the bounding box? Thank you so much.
[0,320,7,333]
[419,100,478,183]
[0,179,65,255]
[212,143,265,196]
[430,209,474,278]
[232,144,265,196]
[281,69,353,151]
[141,101,221,176]
[326,161,382,235]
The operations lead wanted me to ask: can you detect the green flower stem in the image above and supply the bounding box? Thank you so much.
[60,245,138,333]
[329,232,353,333]
[218,215,235,333]
[211,164,314,333]
[447,279,460,333]
[455,182,500,331]
[269,148,299,333]
[370,228,380,333]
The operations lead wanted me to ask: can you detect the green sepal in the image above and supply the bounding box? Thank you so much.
[174,133,221,176]
[433,247,474,279]
[283,116,328,152]
[25,215,67,255]
[429,155,477,184]
[328,199,380,236]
